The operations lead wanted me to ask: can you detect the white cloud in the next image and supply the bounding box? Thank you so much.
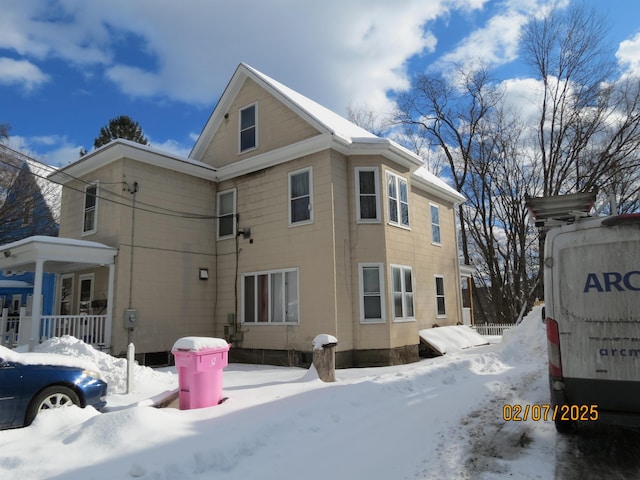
[0,57,49,90]
[616,32,640,77]
[5,135,83,168]
[0,0,488,117]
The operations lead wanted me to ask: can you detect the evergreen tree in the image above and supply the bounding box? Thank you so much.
[93,115,149,149]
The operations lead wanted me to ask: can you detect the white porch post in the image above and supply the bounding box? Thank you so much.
[105,263,115,349]
[29,259,45,351]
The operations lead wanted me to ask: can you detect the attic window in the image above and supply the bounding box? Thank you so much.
[239,103,257,152]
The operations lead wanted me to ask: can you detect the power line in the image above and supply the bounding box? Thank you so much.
[0,149,221,221]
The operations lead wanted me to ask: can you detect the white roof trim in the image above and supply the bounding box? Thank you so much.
[0,236,117,274]
[49,140,217,185]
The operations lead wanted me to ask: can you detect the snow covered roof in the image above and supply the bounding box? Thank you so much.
[412,165,465,204]
[49,139,217,185]
[190,63,422,169]
[419,325,489,355]
[0,235,117,274]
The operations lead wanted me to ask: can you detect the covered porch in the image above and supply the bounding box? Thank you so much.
[0,236,117,351]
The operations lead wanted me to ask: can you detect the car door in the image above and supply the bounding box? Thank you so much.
[0,360,23,428]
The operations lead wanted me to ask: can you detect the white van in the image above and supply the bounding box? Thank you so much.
[544,213,640,432]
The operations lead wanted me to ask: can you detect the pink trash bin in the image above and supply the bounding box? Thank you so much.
[171,337,231,410]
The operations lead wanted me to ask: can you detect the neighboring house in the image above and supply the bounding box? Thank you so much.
[0,146,59,326]
[0,64,466,366]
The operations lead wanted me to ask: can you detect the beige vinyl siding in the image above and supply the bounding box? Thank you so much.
[200,79,319,169]
[60,158,217,356]
[214,150,341,352]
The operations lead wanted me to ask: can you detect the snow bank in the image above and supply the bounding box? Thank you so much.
[419,324,489,354]
[35,336,175,395]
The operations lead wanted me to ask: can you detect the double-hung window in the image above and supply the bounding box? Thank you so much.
[435,276,446,317]
[359,263,385,323]
[355,167,380,223]
[243,268,299,323]
[391,264,415,321]
[239,103,257,152]
[430,204,441,244]
[83,183,98,235]
[217,189,236,239]
[289,167,313,225]
[387,172,409,228]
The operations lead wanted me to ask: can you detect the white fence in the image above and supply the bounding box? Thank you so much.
[1,308,109,348]
[472,322,515,336]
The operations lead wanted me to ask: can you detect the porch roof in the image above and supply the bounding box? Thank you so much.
[0,236,117,274]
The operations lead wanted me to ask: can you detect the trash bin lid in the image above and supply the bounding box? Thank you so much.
[172,337,229,352]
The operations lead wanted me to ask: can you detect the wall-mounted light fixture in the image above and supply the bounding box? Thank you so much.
[199,268,209,280]
[3,250,10,258]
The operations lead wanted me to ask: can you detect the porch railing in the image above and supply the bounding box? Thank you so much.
[472,322,515,336]
[0,309,20,348]
[1,308,109,349]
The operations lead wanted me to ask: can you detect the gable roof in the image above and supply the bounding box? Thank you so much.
[48,139,217,185]
[190,63,421,167]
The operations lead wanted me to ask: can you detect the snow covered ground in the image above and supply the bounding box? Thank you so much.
[0,306,558,480]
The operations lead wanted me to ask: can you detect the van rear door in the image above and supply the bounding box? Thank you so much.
[549,215,640,414]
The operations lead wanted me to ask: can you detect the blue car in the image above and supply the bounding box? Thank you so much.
[0,345,108,429]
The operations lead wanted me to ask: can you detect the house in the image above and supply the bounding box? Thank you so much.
[0,146,59,342]
[0,64,465,366]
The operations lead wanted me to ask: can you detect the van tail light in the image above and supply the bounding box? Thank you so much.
[546,318,563,378]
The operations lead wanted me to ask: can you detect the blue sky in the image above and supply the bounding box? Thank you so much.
[2,0,640,167]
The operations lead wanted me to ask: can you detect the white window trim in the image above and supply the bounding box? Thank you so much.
[241,267,300,325]
[288,167,314,226]
[216,188,237,240]
[390,264,415,322]
[355,167,381,223]
[435,275,447,318]
[77,273,95,315]
[430,203,442,246]
[386,171,410,229]
[358,263,386,324]
[82,182,98,236]
[239,102,258,154]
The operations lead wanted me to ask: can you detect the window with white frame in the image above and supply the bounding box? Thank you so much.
[355,167,380,223]
[243,268,299,323]
[391,265,414,320]
[387,172,409,228]
[435,275,446,316]
[83,183,98,234]
[239,103,257,152]
[359,263,385,323]
[217,189,236,239]
[289,167,313,225]
[430,204,441,244]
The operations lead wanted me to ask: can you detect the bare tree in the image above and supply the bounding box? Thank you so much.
[395,66,503,268]
[519,2,640,200]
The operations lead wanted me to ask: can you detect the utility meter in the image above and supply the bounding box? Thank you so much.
[124,308,138,329]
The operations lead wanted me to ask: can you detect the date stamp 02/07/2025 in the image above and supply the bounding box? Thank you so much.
[502,404,599,422]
